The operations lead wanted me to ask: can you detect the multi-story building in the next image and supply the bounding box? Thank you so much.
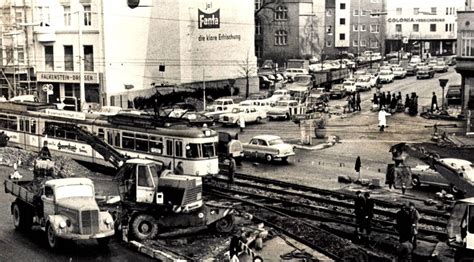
[255,0,325,67]
[2,0,258,108]
[385,0,465,57]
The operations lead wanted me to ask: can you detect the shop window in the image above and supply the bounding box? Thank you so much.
[274,30,288,46]
[84,45,94,71]
[274,6,287,20]
[45,46,54,71]
[64,45,73,71]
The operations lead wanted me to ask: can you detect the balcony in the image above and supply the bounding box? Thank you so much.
[34,26,56,43]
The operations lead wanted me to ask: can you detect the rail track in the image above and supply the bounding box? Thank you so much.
[205,173,449,242]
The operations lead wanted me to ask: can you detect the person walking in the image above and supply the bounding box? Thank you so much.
[409,202,421,249]
[351,92,357,112]
[228,157,236,186]
[346,94,353,113]
[356,91,361,111]
[386,165,395,190]
[431,92,438,112]
[386,91,392,108]
[404,94,411,110]
[373,93,379,106]
[354,191,366,238]
[379,92,386,110]
[364,192,374,238]
[390,94,398,113]
[378,107,391,132]
[355,156,361,182]
[239,114,246,132]
[397,92,402,103]
[396,204,412,243]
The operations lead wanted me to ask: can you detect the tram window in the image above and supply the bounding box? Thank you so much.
[107,131,113,145]
[166,140,173,156]
[19,119,25,132]
[122,132,135,150]
[65,131,76,140]
[186,143,200,158]
[202,143,215,158]
[7,116,17,130]
[137,165,153,187]
[98,128,105,140]
[0,115,7,129]
[136,137,149,152]
[31,120,36,134]
[55,129,66,139]
[44,122,55,136]
[115,133,121,147]
[175,141,183,157]
[150,136,163,154]
[24,120,30,132]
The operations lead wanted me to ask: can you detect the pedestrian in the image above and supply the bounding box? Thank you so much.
[346,94,353,113]
[386,164,396,190]
[373,93,379,106]
[408,202,420,249]
[39,140,52,160]
[390,94,398,113]
[354,156,361,182]
[386,91,392,108]
[229,229,242,260]
[404,94,410,109]
[378,107,391,132]
[431,92,438,112]
[239,114,246,132]
[351,92,357,111]
[396,204,412,243]
[228,156,236,186]
[379,92,386,110]
[354,191,366,237]
[397,241,413,262]
[397,92,402,103]
[356,91,361,111]
[174,161,184,175]
[364,192,374,238]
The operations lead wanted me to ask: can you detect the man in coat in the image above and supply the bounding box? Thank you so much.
[380,92,386,110]
[356,91,361,111]
[396,204,412,243]
[409,202,421,249]
[355,156,361,182]
[431,92,438,112]
[354,191,366,237]
[378,108,391,132]
[364,192,374,238]
[386,91,392,108]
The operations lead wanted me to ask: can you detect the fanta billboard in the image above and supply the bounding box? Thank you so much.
[198,9,220,29]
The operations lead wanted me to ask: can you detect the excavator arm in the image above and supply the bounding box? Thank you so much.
[44,123,126,169]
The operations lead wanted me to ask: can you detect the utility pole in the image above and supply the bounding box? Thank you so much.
[78,8,85,111]
[203,68,206,110]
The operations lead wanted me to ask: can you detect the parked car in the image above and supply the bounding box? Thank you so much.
[268,89,291,103]
[267,100,304,120]
[433,61,449,73]
[243,135,295,162]
[239,100,273,113]
[204,98,239,120]
[392,67,407,79]
[219,106,266,126]
[330,84,347,99]
[342,80,357,93]
[355,75,376,91]
[416,66,435,79]
[378,70,395,83]
[285,68,308,81]
[410,165,452,190]
[446,84,462,106]
[259,75,275,90]
[406,65,418,76]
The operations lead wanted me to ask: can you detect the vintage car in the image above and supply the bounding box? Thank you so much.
[267,100,304,120]
[392,67,407,79]
[416,66,435,79]
[330,84,347,99]
[243,135,295,162]
[406,65,418,76]
[446,84,462,106]
[268,89,292,103]
[219,106,266,126]
[239,100,273,113]
[433,61,449,73]
[342,79,357,93]
[355,75,377,91]
[378,70,395,83]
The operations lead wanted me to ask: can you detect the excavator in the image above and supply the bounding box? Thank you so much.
[44,123,234,241]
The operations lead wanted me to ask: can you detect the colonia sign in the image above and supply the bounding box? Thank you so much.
[198,9,220,29]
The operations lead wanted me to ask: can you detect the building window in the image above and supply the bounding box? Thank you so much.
[327,40,332,47]
[340,3,346,10]
[413,8,419,15]
[255,0,261,10]
[38,6,50,26]
[15,11,23,28]
[353,9,359,16]
[84,45,94,71]
[370,40,378,48]
[396,8,402,15]
[431,7,437,15]
[413,24,419,32]
[327,25,332,34]
[64,6,71,26]
[396,24,402,32]
[360,24,366,31]
[445,24,449,32]
[17,46,24,64]
[353,25,358,31]
[461,31,474,56]
[430,24,436,32]
[340,18,346,25]
[255,19,261,35]
[64,45,73,71]
[370,24,380,33]
[353,40,358,46]
[446,7,449,15]
[83,4,92,26]
[361,10,368,16]
[326,9,333,16]
[45,45,54,71]
[339,33,345,40]
[274,30,288,45]
[255,44,261,58]
[275,6,288,20]
[360,40,367,46]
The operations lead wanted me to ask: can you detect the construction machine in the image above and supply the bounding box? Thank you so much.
[44,123,234,241]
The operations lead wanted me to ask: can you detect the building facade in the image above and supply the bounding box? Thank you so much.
[1,0,258,108]
[385,0,465,57]
[255,0,325,66]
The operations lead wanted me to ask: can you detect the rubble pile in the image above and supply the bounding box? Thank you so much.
[0,147,89,177]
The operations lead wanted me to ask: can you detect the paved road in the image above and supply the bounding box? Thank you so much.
[0,167,154,262]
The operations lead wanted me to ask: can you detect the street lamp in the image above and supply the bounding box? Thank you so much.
[439,79,448,110]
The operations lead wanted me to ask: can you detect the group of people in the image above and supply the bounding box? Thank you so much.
[354,191,374,239]
[395,202,421,261]
[372,91,404,113]
[344,91,362,113]
[376,91,419,132]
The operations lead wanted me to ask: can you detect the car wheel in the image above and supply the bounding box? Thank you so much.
[47,222,60,249]
[213,215,235,233]
[265,154,273,162]
[256,117,262,123]
[411,175,421,188]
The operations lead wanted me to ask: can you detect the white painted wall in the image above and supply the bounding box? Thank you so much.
[335,0,350,47]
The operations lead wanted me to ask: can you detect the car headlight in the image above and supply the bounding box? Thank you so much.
[59,220,67,229]
[104,217,113,225]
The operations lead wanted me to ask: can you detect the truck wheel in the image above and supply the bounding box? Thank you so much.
[130,214,158,241]
[265,154,273,162]
[97,237,111,247]
[411,176,421,188]
[47,222,60,249]
[214,215,234,233]
[13,202,32,231]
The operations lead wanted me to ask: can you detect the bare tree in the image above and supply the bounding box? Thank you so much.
[238,51,258,98]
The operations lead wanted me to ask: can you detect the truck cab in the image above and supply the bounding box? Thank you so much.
[116,159,203,212]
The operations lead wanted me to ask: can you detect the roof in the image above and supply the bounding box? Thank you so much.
[251,135,281,141]
[45,178,94,188]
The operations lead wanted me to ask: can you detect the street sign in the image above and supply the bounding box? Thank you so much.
[402,37,408,44]
[42,84,54,95]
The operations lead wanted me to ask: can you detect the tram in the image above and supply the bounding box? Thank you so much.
[0,103,219,177]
